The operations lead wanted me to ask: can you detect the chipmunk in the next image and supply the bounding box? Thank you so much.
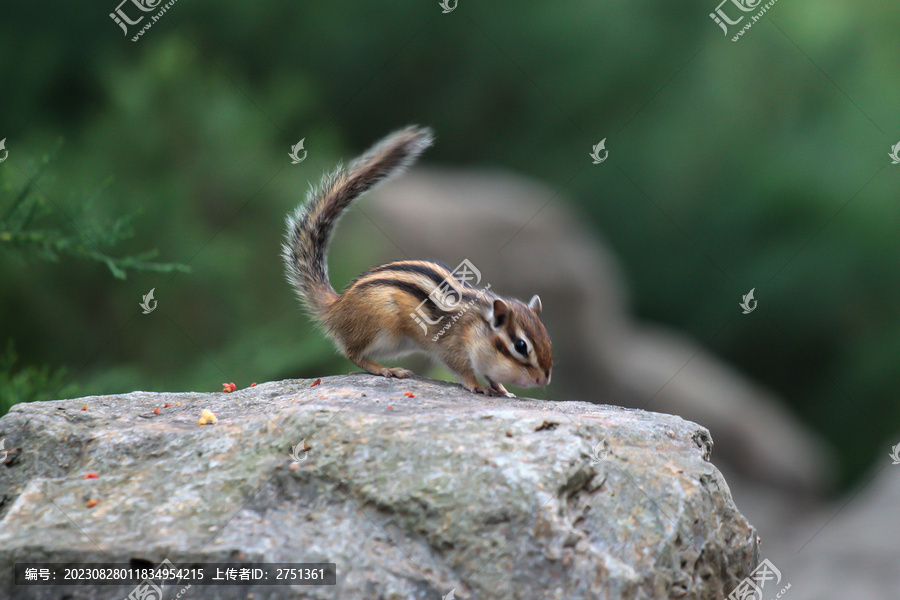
[282,126,552,397]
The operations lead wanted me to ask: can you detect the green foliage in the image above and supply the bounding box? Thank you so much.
[1,0,899,487]
[0,340,78,415]
[0,148,190,415]
[0,147,190,280]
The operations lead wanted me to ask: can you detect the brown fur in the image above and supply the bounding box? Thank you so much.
[282,127,553,396]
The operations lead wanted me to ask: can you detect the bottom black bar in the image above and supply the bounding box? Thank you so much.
[15,562,336,586]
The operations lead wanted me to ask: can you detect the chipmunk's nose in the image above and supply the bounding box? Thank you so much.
[535,370,551,386]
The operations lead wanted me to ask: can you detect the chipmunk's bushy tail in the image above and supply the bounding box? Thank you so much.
[282,126,434,316]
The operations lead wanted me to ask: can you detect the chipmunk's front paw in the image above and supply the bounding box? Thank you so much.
[467,384,501,397]
[486,379,516,398]
[379,367,414,379]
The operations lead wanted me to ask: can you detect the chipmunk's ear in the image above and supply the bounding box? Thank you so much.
[528,295,542,316]
[484,299,509,330]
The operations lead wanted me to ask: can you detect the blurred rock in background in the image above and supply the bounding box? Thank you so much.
[354,168,836,495]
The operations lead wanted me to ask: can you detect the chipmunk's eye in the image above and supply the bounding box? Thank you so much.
[513,338,528,356]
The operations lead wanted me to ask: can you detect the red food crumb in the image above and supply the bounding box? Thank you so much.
[222,382,236,393]
[311,378,322,387]
[86,499,98,508]
[387,405,393,409]
[250,382,257,387]
[81,406,87,411]
[152,407,160,415]
[84,472,99,479]
[164,403,174,408]
[404,392,415,398]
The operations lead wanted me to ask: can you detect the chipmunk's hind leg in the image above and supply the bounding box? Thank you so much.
[325,286,422,380]
[348,355,414,379]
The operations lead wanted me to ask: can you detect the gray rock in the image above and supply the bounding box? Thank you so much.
[354,168,835,492]
[0,376,758,599]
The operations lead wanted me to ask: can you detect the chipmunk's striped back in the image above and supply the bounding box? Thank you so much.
[282,126,552,397]
[346,259,482,319]
[282,126,434,316]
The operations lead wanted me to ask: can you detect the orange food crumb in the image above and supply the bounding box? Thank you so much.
[164,403,174,408]
[86,499,98,508]
[222,382,236,393]
[84,472,99,479]
[152,407,160,415]
[81,406,87,411]
[311,378,322,387]
[404,392,415,398]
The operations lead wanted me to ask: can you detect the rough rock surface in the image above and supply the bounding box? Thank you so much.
[358,169,835,492]
[0,376,758,599]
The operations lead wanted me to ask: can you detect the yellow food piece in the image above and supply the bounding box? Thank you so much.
[198,409,218,425]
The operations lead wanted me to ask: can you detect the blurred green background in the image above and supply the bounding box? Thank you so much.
[1,0,898,489]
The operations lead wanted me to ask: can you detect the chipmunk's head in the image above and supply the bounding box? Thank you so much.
[480,295,553,388]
